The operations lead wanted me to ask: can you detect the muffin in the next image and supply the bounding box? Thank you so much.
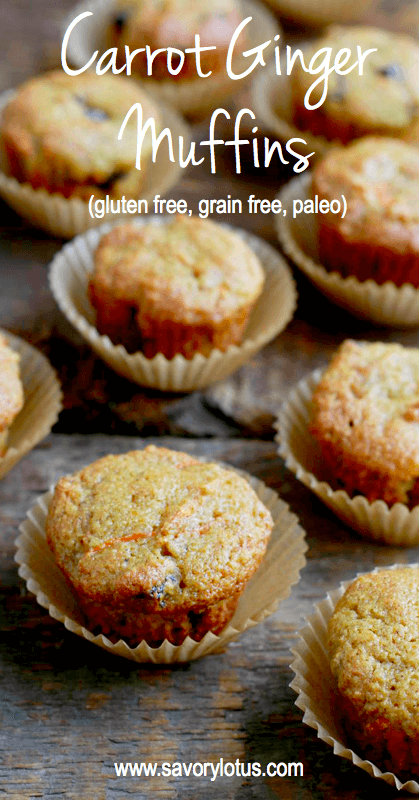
[292,26,419,145]
[312,137,419,286]
[88,216,266,358]
[45,445,273,646]
[329,567,419,779]
[309,339,419,507]
[108,0,243,81]
[1,70,160,200]
[0,333,24,455]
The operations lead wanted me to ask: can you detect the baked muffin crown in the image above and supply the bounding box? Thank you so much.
[109,0,243,80]
[292,26,419,142]
[112,0,242,46]
[0,333,23,433]
[329,568,419,738]
[1,70,160,198]
[91,216,264,320]
[89,217,265,357]
[310,340,419,505]
[313,137,419,251]
[46,446,273,612]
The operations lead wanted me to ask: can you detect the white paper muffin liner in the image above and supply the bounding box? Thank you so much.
[49,216,297,392]
[0,90,190,239]
[15,463,307,664]
[275,368,419,546]
[262,0,374,27]
[290,563,419,792]
[63,0,281,119]
[276,172,419,327]
[0,331,62,481]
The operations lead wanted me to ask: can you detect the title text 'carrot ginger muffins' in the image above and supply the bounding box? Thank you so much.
[45,445,274,646]
[292,26,419,145]
[312,137,419,287]
[1,70,160,201]
[309,339,419,507]
[108,0,244,81]
[88,216,266,359]
[0,333,23,455]
[329,567,419,779]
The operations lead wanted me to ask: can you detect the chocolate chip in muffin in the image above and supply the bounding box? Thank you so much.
[113,11,130,32]
[97,171,127,193]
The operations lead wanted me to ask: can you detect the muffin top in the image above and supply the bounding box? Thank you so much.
[0,333,23,434]
[1,70,159,195]
[310,340,419,504]
[111,0,242,52]
[293,26,419,139]
[329,568,419,738]
[313,137,419,253]
[46,446,273,611]
[90,217,265,324]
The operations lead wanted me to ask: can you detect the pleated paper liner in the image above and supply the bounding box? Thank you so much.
[49,217,297,392]
[0,331,62,480]
[276,172,419,327]
[15,465,307,664]
[275,368,419,546]
[290,564,419,793]
[262,0,374,27]
[63,0,281,120]
[250,60,336,163]
[0,90,190,239]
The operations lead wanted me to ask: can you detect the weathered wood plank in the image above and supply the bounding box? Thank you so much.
[0,435,416,799]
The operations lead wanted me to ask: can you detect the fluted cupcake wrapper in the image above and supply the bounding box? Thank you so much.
[49,216,297,392]
[275,368,419,546]
[63,0,280,120]
[276,172,419,327]
[290,564,419,793]
[0,90,190,239]
[0,331,62,480]
[15,466,307,664]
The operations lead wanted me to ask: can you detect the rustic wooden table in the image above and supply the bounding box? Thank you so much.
[1,2,418,798]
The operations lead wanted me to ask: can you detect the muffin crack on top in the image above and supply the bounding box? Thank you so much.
[46,446,273,645]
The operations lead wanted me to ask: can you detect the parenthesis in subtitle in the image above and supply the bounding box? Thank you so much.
[341,194,347,218]
[89,194,94,219]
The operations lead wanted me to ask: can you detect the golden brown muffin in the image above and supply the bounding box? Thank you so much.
[1,70,160,200]
[292,26,419,145]
[0,333,23,455]
[45,445,273,646]
[108,0,243,81]
[312,137,419,286]
[329,567,419,779]
[309,339,419,506]
[88,217,265,358]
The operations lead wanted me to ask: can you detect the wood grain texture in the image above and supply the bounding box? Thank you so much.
[1,436,417,799]
[1,0,419,797]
